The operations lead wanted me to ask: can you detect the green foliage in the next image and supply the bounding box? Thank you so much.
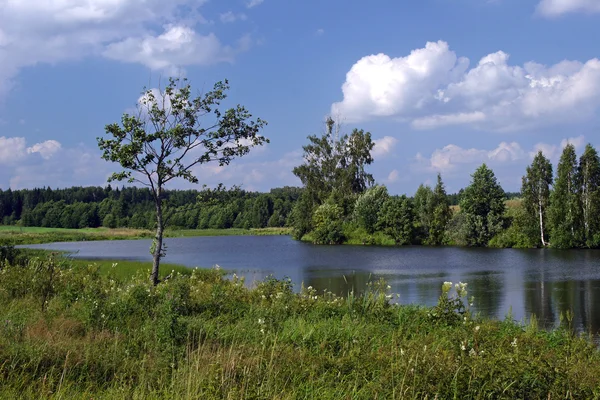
[549,144,583,248]
[460,164,506,247]
[312,201,345,244]
[428,174,452,245]
[413,184,434,242]
[377,195,415,245]
[522,151,553,247]
[97,77,268,284]
[578,144,600,247]
[353,185,389,234]
[489,204,538,248]
[291,117,375,236]
[3,257,600,398]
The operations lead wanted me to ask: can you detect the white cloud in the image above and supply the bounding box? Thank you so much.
[0,0,244,97]
[412,112,486,130]
[315,28,325,36]
[247,0,264,8]
[537,0,600,16]
[103,25,237,73]
[332,41,600,131]
[0,136,27,164]
[219,11,247,23]
[372,136,398,159]
[529,135,586,160]
[386,169,400,183]
[414,141,526,173]
[414,136,592,175]
[27,140,62,160]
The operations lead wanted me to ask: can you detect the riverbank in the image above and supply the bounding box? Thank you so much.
[0,226,291,245]
[1,255,600,398]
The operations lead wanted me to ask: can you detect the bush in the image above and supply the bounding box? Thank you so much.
[312,201,345,244]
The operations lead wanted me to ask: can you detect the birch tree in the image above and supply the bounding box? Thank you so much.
[98,78,268,285]
[577,144,600,247]
[521,151,553,246]
[549,144,582,248]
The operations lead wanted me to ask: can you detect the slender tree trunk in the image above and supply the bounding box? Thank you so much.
[538,200,545,247]
[151,188,163,286]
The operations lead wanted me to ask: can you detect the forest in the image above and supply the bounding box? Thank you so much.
[0,117,596,250]
[0,185,301,231]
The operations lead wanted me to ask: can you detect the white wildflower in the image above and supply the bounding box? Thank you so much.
[442,281,452,294]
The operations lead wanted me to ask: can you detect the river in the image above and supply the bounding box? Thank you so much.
[25,235,600,333]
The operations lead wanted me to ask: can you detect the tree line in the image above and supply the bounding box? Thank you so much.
[0,185,301,230]
[289,119,600,249]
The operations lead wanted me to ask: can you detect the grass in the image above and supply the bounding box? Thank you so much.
[1,254,600,399]
[0,226,291,245]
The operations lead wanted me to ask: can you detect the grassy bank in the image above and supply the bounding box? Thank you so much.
[0,226,291,245]
[1,256,600,398]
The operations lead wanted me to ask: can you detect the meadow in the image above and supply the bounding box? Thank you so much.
[1,253,599,399]
[0,226,291,245]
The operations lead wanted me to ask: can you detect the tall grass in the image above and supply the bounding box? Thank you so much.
[1,256,600,399]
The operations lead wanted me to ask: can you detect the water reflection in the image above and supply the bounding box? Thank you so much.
[524,279,600,334]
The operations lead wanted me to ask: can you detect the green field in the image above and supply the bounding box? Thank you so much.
[0,226,291,245]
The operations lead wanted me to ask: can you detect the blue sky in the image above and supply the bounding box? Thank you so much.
[0,0,599,194]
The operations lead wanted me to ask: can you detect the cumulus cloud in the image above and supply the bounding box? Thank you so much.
[537,0,600,16]
[103,25,237,72]
[529,135,586,160]
[414,136,591,175]
[372,136,398,159]
[332,41,600,131]
[0,136,27,164]
[26,140,62,160]
[414,141,526,173]
[0,0,245,97]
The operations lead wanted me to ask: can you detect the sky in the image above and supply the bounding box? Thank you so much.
[0,0,599,195]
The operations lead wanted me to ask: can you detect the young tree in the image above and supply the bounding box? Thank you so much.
[428,174,452,245]
[413,184,434,243]
[549,144,582,248]
[353,185,389,234]
[577,144,600,247]
[521,151,553,247]
[377,195,415,245]
[460,164,506,247]
[98,78,268,285]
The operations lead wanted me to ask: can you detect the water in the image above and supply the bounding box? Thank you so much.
[25,235,600,333]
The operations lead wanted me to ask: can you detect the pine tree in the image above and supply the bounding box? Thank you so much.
[577,144,600,247]
[521,151,553,247]
[549,144,583,248]
[428,174,452,245]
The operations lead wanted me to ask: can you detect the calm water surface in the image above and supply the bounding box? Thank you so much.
[26,235,600,333]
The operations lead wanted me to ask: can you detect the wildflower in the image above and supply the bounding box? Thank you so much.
[511,338,518,348]
[460,342,466,351]
[258,318,265,325]
[455,282,468,298]
[387,285,391,290]
[469,348,476,358]
[474,326,480,332]
[400,348,405,356]
[307,286,313,291]
[442,281,453,294]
